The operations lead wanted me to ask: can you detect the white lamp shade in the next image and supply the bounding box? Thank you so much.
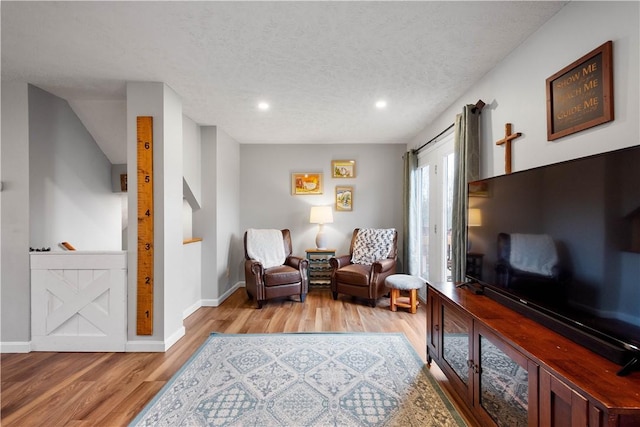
[468,208,482,227]
[309,206,334,224]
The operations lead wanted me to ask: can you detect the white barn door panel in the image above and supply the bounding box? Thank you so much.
[31,252,127,352]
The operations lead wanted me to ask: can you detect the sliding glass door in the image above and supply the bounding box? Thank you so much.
[417,133,455,283]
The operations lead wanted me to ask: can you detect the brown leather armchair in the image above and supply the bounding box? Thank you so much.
[244,229,309,309]
[330,228,398,307]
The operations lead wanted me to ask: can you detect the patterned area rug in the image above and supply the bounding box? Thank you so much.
[130,333,466,426]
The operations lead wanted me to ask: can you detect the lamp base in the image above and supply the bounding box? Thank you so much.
[316,232,328,249]
[316,224,328,249]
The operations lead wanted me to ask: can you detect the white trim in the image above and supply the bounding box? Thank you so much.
[416,128,455,162]
[165,326,186,350]
[125,325,185,352]
[183,300,201,320]
[0,341,32,353]
[125,340,170,352]
[201,281,244,307]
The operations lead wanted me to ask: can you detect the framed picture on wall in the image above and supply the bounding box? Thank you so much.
[335,186,353,211]
[546,40,613,141]
[331,160,356,178]
[291,173,323,195]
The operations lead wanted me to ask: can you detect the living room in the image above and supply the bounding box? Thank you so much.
[0,1,640,426]
[1,1,639,425]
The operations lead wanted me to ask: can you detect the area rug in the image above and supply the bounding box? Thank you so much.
[130,332,466,426]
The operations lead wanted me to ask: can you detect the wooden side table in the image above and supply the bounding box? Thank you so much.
[305,248,336,286]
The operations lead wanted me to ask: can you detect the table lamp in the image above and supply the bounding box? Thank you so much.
[310,206,334,249]
[468,208,482,251]
[468,208,482,227]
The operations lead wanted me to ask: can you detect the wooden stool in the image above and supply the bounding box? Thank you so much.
[385,274,424,314]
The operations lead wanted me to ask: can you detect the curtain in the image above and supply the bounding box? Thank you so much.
[451,105,480,282]
[402,150,419,275]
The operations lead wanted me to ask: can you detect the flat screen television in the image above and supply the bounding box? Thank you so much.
[466,144,640,375]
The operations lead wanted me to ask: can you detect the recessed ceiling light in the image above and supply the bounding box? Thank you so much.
[258,102,270,110]
[375,100,387,109]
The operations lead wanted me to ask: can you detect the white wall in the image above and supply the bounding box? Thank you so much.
[182,114,201,208]
[409,1,639,177]
[1,82,31,349]
[125,82,184,350]
[193,126,242,304]
[216,128,241,294]
[194,127,218,302]
[239,144,406,272]
[28,85,121,251]
[182,241,202,319]
[161,85,185,346]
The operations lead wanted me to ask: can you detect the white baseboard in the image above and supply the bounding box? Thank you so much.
[201,281,244,307]
[126,340,169,352]
[165,325,186,349]
[126,326,185,352]
[0,341,32,353]
[183,300,201,320]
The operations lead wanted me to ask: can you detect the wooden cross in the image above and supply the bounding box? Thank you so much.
[495,123,522,174]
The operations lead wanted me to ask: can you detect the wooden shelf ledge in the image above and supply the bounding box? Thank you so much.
[183,237,203,245]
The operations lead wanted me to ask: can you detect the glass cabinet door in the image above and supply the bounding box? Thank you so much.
[441,300,473,399]
[475,324,537,427]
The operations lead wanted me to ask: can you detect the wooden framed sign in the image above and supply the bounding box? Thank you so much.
[546,41,613,141]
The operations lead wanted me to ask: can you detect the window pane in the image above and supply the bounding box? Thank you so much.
[419,165,430,278]
[444,152,455,282]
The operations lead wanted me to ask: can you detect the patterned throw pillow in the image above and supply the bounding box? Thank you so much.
[351,228,396,265]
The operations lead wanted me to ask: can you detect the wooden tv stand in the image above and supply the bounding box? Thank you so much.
[426,281,640,427]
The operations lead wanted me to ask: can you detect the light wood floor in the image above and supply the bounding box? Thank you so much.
[1,287,475,426]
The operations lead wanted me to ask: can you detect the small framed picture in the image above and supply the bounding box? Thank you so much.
[335,186,353,211]
[332,160,356,178]
[292,173,323,195]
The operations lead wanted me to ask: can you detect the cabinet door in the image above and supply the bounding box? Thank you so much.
[441,298,474,403]
[539,369,599,427]
[474,324,539,427]
[426,289,440,364]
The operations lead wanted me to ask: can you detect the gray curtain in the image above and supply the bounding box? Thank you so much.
[402,150,419,275]
[451,105,480,282]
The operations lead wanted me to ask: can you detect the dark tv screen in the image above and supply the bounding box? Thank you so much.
[467,145,640,367]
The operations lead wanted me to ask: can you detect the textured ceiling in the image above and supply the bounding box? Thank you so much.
[2,1,568,163]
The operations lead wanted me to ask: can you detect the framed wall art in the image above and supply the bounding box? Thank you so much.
[546,40,613,141]
[335,186,353,211]
[331,160,356,178]
[291,173,323,195]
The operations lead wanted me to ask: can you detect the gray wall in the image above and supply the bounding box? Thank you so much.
[1,82,31,347]
[239,143,406,275]
[28,85,121,250]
